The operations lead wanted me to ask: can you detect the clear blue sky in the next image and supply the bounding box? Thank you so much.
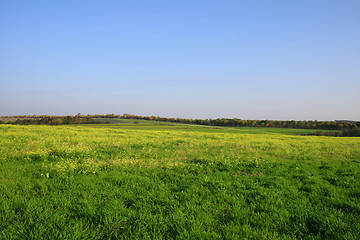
[1,0,359,120]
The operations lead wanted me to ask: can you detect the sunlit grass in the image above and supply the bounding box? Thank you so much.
[1,123,359,239]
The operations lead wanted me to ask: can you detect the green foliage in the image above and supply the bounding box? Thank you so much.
[1,124,359,239]
[308,129,360,137]
[341,129,360,137]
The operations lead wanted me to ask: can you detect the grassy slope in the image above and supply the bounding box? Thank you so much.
[0,122,359,239]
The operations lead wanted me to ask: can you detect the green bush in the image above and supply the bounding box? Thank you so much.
[340,129,360,137]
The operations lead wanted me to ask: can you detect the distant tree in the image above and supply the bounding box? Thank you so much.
[50,118,63,125]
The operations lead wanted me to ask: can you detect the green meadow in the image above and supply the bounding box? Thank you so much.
[1,122,360,239]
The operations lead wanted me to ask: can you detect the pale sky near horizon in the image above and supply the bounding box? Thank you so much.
[1,0,359,120]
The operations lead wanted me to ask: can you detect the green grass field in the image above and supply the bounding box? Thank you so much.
[1,122,360,239]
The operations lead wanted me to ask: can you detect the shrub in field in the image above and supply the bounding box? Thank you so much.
[340,129,360,137]
[309,129,360,137]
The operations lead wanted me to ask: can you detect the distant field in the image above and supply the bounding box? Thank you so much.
[94,117,189,126]
[1,122,359,239]
[93,118,322,134]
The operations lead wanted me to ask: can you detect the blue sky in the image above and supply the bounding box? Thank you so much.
[1,0,359,120]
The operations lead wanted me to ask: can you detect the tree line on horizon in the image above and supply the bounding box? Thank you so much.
[120,114,359,130]
[0,115,96,125]
[1,114,359,130]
